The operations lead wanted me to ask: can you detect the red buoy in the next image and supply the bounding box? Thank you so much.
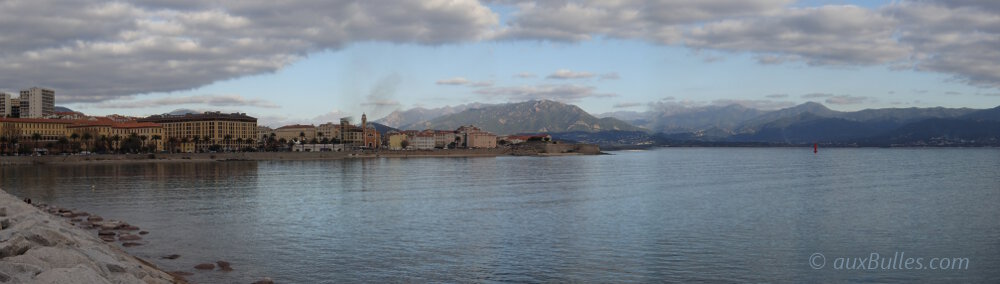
[813,143,818,153]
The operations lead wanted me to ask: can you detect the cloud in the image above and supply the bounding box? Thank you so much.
[435,77,492,87]
[546,69,595,79]
[363,73,403,117]
[710,99,795,110]
[686,5,910,65]
[0,1,499,103]
[600,72,621,80]
[93,94,279,109]
[258,109,350,128]
[436,77,470,85]
[514,72,537,78]
[613,102,642,108]
[495,0,790,43]
[825,95,872,105]
[945,91,961,95]
[801,93,834,98]
[475,84,616,102]
[766,94,789,98]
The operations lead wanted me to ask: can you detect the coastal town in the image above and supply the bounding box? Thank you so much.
[0,87,573,156]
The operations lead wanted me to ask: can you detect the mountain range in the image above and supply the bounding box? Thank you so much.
[375,100,1000,147]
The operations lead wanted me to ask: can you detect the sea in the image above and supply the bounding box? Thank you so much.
[2,148,998,283]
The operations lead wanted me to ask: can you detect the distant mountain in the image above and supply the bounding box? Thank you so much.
[601,105,765,134]
[736,102,838,133]
[408,100,644,135]
[54,106,74,113]
[369,122,399,136]
[376,103,490,129]
[167,108,200,115]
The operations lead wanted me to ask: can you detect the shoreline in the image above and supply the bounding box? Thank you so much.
[0,189,184,283]
[0,145,602,166]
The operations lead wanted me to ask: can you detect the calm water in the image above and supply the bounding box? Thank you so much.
[2,148,999,283]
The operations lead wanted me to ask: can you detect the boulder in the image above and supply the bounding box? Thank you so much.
[253,277,275,284]
[118,234,141,241]
[121,242,142,247]
[193,263,215,270]
[138,231,149,235]
[161,254,180,260]
[216,261,233,271]
[86,216,103,222]
[97,230,116,236]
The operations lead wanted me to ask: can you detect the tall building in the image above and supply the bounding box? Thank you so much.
[19,87,55,118]
[0,93,10,117]
[138,111,257,153]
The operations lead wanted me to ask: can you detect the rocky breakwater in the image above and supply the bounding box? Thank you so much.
[0,190,183,283]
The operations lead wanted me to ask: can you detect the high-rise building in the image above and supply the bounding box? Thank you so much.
[19,87,55,118]
[0,93,10,117]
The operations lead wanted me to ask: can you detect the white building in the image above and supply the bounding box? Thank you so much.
[0,93,10,117]
[412,134,435,150]
[19,87,55,118]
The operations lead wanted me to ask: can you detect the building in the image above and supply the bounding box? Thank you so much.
[387,132,408,150]
[138,111,257,152]
[8,98,20,118]
[456,125,497,149]
[19,87,55,118]
[111,122,165,152]
[412,132,436,150]
[0,118,74,153]
[502,134,552,144]
[339,114,380,149]
[434,130,457,148]
[0,93,10,117]
[316,122,340,143]
[274,124,316,143]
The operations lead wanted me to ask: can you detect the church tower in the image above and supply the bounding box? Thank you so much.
[362,113,367,129]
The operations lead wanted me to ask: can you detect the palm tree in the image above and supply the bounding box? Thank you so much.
[99,135,109,153]
[223,134,233,152]
[298,132,306,143]
[111,135,122,153]
[235,137,244,152]
[81,132,93,152]
[167,137,178,153]
[151,135,162,152]
[57,137,69,154]
[31,133,42,150]
[192,135,201,152]
[139,135,148,153]
[70,133,80,152]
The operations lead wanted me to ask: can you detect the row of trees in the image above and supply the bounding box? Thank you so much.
[0,130,163,155]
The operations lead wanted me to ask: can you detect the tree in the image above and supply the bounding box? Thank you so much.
[57,137,69,153]
[111,135,122,153]
[139,135,148,152]
[167,137,179,153]
[81,132,93,152]
[151,135,162,152]
[400,139,410,149]
[70,132,80,151]
[235,137,244,152]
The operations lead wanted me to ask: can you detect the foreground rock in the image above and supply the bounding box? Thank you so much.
[0,190,184,283]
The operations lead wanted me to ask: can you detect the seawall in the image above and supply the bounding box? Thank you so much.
[0,189,182,283]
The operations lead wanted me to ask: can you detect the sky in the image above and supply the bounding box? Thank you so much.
[1,0,999,127]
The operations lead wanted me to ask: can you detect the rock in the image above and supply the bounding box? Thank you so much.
[161,254,180,260]
[118,234,141,241]
[106,263,126,273]
[100,236,116,242]
[70,218,82,222]
[170,271,194,276]
[97,230,116,236]
[1,218,10,230]
[0,237,31,258]
[121,242,142,247]
[33,264,110,284]
[87,216,103,222]
[120,225,140,231]
[26,233,53,246]
[74,211,89,217]
[60,212,74,218]
[216,260,233,271]
[253,277,275,284]
[0,207,6,217]
[193,263,215,270]
[57,208,71,213]
[138,231,149,235]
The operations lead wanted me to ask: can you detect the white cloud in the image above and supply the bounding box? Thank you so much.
[475,84,616,102]
[613,102,641,108]
[514,72,537,78]
[93,94,279,109]
[436,77,471,85]
[546,69,595,79]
